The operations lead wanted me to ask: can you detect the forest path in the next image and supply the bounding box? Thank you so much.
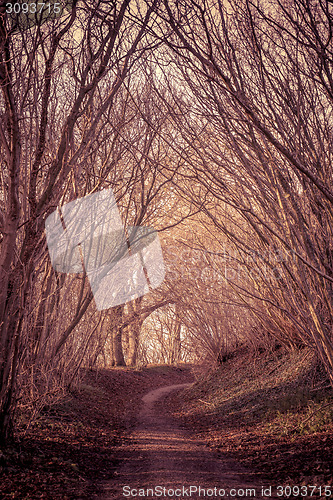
[99,383,269,500]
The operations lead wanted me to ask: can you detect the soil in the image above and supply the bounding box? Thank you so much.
[98,383,267,500]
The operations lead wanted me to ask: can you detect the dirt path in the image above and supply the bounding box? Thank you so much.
[99,383,270,500]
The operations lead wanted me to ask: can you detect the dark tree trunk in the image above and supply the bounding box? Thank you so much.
[111,305,126,366]
[127,318,143,367]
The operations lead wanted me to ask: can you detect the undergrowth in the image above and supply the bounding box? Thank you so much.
[171,346,333,485]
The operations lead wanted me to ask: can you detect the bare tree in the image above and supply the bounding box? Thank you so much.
[0,0,160,442]
[156,0,333,381]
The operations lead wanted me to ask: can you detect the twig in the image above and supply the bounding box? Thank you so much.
[198,398,215,406]
[296,401,333,429]
[310,384,331,393]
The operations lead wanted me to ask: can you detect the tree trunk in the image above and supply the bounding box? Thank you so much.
[113,329,126,366]
[127,318,143,367]
[111,305,126,367]
[172,318,181,365]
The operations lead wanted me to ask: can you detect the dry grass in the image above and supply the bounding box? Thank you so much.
[169,346,333,486]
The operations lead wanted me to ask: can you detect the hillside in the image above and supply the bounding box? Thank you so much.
[169,347,333,488]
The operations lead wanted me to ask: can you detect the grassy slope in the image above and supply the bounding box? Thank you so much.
[170,347,333,487]
[0,365,193,499]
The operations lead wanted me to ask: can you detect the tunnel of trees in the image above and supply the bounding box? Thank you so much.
[1,0,333,443]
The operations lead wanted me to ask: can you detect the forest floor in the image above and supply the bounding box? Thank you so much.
[168,347,333,494]
[0,348,333,499]
[0,365,193,499]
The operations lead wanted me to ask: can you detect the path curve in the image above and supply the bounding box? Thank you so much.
[100,383,270,499]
